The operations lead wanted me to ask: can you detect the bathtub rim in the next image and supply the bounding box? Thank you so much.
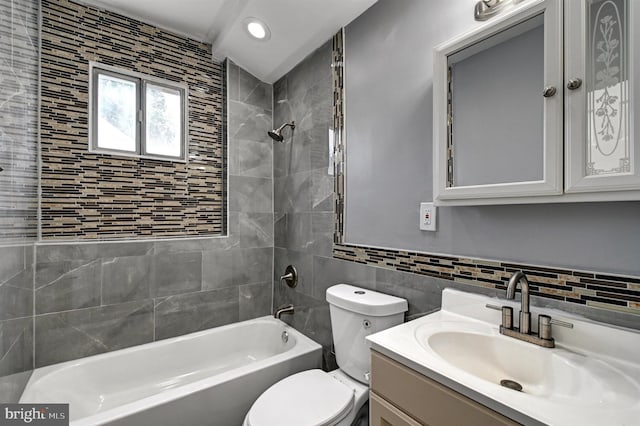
[21,316,322,425]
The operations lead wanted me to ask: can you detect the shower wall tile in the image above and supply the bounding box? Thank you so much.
[238,68,273,111]
[0,268,33,321]
[154,287,239,340]
[229,176,273,213]
[229,101,273,143]
[35,259,102,314]
[102,255,153,305]
[239,282,272,321]
[35,301,154,367]
[202,249,234,290]
[281,213,313,252]
[232,247,273,286]
[275,173,312,213]
[36,241,154,263]
[274,248,314,297]
[31,59,274,368]
[0,318,33,377]
[0,371,32,403]
[233,212,274,248]
[152,251,202,297]
[230,138,273,178]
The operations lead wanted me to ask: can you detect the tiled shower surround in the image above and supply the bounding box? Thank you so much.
[0,0,38,402]
[40,0,224,239]
[32,57,274,368]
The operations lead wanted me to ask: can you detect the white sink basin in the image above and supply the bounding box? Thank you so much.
[421,326,638,406]
[367,289,640,426]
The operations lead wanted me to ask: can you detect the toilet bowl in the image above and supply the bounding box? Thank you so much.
[243,369,368,426]
[244,284,408,426]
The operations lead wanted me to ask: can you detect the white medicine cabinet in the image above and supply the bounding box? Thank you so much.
[433,0,640,205]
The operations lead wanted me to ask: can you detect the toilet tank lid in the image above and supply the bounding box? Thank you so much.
[326,284,408,316]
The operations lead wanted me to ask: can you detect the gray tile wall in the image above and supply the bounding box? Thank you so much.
[272,38,640,371]
[32,60,274,368]
[0,0,39,402]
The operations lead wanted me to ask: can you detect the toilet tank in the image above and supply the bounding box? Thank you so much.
[326,284,408,384]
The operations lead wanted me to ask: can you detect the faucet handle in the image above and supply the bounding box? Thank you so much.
[485,304,513,330]
[538,314,573,340]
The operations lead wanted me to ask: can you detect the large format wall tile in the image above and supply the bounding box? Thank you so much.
[239,282,272,321]
[152,251,202,297]
[102,256,152,305]
[35,301,154,367]
[154,287,239,340]
[0,318,33,377]
[36,259,101,314]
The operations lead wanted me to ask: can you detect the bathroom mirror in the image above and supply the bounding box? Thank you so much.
[433,0,563,204]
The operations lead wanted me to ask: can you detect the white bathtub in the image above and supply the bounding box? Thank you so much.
[20,316,322,425]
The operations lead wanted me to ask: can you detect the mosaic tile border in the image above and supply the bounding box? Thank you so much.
[334,245,640,315]
[329,30,640,316]
[332,30,345,244]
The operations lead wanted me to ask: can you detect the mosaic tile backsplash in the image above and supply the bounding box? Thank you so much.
[333,246,640,315]
[40,0,225,240]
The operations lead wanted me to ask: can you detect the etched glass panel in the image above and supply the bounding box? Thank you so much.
[97,74,138,152]
[145,84,183,158]
[586,0,630,176]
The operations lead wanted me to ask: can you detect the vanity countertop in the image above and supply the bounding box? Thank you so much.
[367,289,640,426]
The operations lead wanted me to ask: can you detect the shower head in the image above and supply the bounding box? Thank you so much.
[268,121,295,142]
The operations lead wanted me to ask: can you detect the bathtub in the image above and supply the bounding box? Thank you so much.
[20,316,322,425]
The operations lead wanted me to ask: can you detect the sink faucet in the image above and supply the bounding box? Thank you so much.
[274,304,294,320]
[486,271,573,348]
[506,271,531,334]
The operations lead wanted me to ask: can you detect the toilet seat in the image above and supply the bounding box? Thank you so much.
[246,369,354,426]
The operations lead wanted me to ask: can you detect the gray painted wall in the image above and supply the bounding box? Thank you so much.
[273,5,639,371]
[30,61,274,368]
[343,0,640,276]
[0,0,39,402]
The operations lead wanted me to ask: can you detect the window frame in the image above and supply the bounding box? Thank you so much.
[89,62,189,163]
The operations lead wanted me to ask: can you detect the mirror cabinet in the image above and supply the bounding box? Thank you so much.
[433,0,640,205]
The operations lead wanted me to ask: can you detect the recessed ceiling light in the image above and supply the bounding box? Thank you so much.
[243,17,271,41]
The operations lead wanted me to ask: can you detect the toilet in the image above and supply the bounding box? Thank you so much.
[244,284,408,426]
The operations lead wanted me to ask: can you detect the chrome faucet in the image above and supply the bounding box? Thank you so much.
[274,304,294,320]
[486,271,573,348]
[506,271,531,334]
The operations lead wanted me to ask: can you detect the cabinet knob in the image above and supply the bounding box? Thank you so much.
[567,78,582,90]
[542,86,557,98]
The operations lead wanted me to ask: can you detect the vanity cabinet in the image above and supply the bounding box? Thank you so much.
[433,0,640,205]
[369,351,520,426]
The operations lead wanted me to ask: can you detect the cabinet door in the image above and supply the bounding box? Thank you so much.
[370,392,422,426]
[433,0,563,204]
[565,0,640,192]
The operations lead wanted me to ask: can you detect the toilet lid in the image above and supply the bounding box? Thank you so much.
[247,369,354,426]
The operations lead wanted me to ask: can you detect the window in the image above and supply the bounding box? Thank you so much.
[90,63,188,161]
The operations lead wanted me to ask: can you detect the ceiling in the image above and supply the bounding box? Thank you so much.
[79,0,379,83]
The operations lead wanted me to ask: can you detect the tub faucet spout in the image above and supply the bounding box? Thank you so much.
[274,304,294,319]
